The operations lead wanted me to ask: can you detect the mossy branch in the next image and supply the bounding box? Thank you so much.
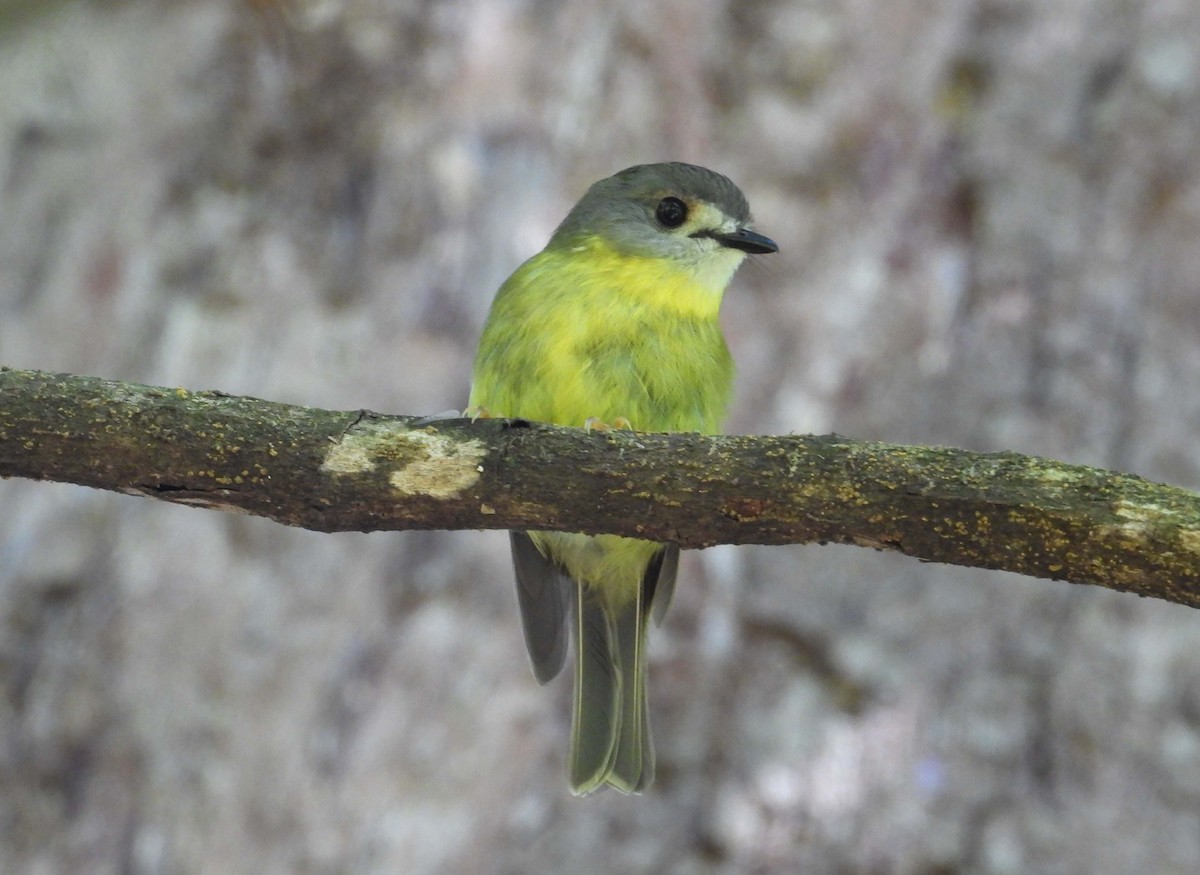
[2,366,1199,607]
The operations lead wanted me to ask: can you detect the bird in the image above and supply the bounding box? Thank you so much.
[467,162,777,794]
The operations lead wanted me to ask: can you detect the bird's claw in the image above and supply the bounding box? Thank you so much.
[584,416,634,433]
[463,406,494,422]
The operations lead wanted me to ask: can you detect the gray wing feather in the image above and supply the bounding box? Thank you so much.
[649,544,680,627]
[509,532,570,684]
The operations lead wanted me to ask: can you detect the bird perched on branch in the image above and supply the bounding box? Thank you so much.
[468,162,777,794]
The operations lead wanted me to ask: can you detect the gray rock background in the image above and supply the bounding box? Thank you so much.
[2,1,1200,872]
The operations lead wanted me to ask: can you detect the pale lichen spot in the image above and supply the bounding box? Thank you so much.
[1098,499,1190,548]
[390,431,485,499]
[1111,500,1171,523]
[320,436,378,475]
[1039,467,1081,483]
[321,428,485,499]
[1179,528,1200,555]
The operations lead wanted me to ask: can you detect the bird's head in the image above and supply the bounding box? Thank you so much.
[549,162,777,290]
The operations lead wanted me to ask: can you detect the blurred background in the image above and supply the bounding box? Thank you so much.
[2,0,1200,872]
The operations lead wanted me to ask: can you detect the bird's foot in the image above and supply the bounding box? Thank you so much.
[584,416,634,433]
[463,406,495,422]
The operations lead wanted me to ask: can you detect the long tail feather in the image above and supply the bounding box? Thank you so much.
[568,544,675,794]
[607,588,653,792]
[569,586,620,794]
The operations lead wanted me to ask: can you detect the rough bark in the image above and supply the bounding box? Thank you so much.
[4,366,1198,607]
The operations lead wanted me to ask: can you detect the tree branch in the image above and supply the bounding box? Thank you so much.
[2,367,1199,607]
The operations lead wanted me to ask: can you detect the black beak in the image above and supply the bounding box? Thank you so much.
[698,227,779,254]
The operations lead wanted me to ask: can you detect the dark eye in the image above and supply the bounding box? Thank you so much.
[655,196,688,228]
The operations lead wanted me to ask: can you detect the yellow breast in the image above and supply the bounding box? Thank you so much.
[469,236,736,434]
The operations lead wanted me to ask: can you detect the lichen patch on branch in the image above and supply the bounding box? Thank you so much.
[320,434,379,475]
[1179,528,1200,555]
[389,431,486,499]
[1111,499,1183,523]
[319,426,486,500]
